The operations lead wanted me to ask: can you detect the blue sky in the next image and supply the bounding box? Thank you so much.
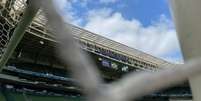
[72,0,172,26]
[56,0,183,63]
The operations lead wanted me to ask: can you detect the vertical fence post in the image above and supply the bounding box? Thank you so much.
[0,1,40,70]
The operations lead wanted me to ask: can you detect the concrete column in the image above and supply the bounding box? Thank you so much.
[169,0,201,101]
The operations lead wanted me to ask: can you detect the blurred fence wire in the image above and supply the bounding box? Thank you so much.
[33,0,201,101]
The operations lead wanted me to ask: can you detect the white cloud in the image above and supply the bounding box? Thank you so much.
[99,0,119,4]
[84,8,183,63]
[53,0,83,25]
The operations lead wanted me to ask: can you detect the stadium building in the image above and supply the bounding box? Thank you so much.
[0,0,192,101]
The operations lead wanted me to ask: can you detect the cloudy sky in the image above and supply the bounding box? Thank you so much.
[55,0,183,63]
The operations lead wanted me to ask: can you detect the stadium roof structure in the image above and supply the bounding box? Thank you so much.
[71,25,173,68]
[0,0,173,71]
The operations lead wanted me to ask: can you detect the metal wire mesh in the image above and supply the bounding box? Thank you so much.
[0,0,26,58]
[1,0,201,101]
[40,0,201,101]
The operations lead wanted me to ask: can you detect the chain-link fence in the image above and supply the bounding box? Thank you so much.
[1,0,201,101]
[0,0,49,59]
[41,1,201,101]
[0,0,15,57]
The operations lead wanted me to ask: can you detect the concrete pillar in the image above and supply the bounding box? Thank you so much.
[169,0,201,101]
